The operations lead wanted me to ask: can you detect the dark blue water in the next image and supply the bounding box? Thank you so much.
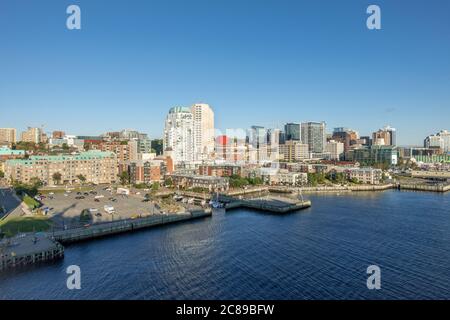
[1,190,449,300]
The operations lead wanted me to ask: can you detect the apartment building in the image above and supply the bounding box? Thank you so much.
[99,140,138,163]
[346,168,383,185]
[21,127,46,144]
[169,174,229,191]
[279,140,309,162]
[4,151,118,186]
[198,164,242,177]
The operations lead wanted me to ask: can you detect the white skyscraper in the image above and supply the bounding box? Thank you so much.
[191,103,215,161]
[163,107,195,164]
[438,130,450,152]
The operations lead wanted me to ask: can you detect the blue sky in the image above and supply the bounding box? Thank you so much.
[1,0,449,145]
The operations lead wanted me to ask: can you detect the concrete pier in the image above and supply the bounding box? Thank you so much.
[220,195,311,213]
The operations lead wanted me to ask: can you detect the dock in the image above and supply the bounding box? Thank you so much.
[219,195,312,213]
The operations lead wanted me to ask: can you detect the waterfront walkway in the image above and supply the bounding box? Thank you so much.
[51,210,211,244]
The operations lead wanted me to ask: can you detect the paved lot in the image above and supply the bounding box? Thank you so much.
[40,186,162,230]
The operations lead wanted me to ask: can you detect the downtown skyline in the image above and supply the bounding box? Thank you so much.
[1,0,450,145]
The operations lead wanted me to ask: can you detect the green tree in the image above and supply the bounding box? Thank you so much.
[151,182,160,192]
[52,172,62,185]
[118,171,130,185]
[151,139,163,155]
[30,177,43,188]
[165,177,173,187]
[0,170,4,178]
[77,174,87,184]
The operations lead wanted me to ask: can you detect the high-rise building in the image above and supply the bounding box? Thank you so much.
[52,131,65,139]
[301,122,326,153]
[21,127,45,144]
[372,126,396,146]
[332,128,359,153]
[163,107,195,164]
[437,130,450,152]
[326,140,345,160]
[284,123,301,141]
[191,103,215,161]
[0,128,17,145]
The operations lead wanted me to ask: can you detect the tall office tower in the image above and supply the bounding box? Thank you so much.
[191,103,215,161]
[301,121,326,153]
[332,128,359,153]
[0,128,17,145]
[284,123,301,141]
[21,127,44,144]
[163,107,195,164]
[373,126,397,146]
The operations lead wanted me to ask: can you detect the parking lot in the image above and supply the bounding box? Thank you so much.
[40,186,162,230]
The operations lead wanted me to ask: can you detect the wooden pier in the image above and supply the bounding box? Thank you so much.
[0,234,64,271]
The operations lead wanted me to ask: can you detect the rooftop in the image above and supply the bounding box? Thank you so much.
[5,151,116,165]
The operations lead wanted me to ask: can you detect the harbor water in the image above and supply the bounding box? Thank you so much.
[0,190,449,300]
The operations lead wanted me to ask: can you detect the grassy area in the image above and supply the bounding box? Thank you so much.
[0,216,53,238]
[23,194,40,209]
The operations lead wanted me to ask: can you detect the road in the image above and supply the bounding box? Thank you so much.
[0,188,22,220]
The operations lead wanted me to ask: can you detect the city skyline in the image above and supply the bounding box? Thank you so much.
[1,0,450,145]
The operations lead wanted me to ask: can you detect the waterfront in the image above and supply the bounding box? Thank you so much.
[0,190,449,300]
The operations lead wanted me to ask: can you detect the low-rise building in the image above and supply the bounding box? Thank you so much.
[4,151,118,186]
[0,146,25,160]
[347,145,398,165]
[346,168,382,185]
[169,174,229,191]
[198,164,241,177]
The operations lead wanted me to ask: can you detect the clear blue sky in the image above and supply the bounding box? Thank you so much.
[1,0,449,145]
